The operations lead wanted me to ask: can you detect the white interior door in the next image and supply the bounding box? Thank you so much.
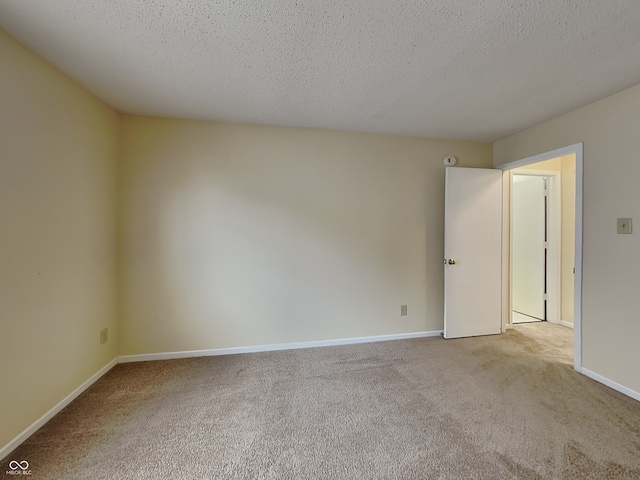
[512,175,546,322]
[444,167,503,339]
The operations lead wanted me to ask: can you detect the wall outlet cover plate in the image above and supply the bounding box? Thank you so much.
[617,218,632,234]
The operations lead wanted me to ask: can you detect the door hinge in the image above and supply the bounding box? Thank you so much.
[543,293,548,301]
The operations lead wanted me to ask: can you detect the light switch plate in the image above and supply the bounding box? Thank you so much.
[617,218,632,234]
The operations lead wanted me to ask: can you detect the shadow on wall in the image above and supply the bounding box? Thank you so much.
[118,119,472,355]
[157,171,404,347]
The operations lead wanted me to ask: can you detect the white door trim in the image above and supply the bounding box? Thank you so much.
[497,143,583,372]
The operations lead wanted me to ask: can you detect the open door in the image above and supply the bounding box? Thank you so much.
[444,167,502,339]
[511,174,546,323]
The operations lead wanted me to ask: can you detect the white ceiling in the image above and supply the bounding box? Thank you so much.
[1,1,640,142]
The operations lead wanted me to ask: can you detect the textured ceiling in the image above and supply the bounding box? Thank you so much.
[1,1,640,142]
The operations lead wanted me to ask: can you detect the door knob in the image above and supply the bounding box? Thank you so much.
[448,259,456,265]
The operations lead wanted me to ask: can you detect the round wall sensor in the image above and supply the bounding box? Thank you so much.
[444,155,457,166]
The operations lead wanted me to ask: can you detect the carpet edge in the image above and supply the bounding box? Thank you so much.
[0,357,119,461]
[581,368,640,402]
[118,331,444,363]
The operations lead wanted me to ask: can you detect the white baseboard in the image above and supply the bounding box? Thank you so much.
[561,320,574,328]
[118,330,443,363]
[0,357,118,461]
[2,332,442,457]
[581,368,640,402]
[5,334,639,463]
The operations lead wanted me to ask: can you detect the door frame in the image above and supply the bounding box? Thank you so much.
[509,169,561,325]
[497,143,583,372]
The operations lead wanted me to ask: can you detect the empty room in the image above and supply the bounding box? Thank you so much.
[1,1,639,478]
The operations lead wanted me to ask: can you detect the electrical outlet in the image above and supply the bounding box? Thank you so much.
[400,305,407,316]
[100,328,108,345]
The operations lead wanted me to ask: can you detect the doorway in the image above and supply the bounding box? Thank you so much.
[499,144,583,371]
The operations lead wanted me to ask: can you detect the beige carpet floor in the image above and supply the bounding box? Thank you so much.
[3,323,640,479]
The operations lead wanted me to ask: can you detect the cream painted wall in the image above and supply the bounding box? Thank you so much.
[119,116,492,355]
[494,83,640,393]
[520,157,562,171]
[519,155,576,324]
[0,29,119,449]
